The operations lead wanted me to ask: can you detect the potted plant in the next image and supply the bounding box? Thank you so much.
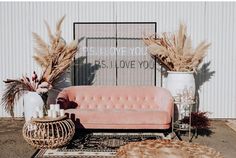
[181,112,210,129]
[143,24,211,97]
[181,111,211,138]
[1,16,78,120]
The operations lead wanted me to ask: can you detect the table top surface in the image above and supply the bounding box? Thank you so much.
[174,101,195,105]
[31,115,67,123]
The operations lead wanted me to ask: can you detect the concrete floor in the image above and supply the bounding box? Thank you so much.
[0,119,235,158]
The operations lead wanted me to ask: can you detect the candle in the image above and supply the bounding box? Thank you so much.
[55,104,60,112]
[52,110,57,118]
[60,109,65,117]
[38,110,44,118]
[47,109,52,117]
[50,104,55,110]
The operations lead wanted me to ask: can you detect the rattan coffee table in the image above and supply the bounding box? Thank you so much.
[22,116,75,149]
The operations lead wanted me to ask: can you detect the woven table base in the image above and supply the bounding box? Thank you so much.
[117,139,223,158]
[23,118,75,149]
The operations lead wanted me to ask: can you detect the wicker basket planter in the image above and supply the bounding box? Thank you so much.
[22,116,75,149]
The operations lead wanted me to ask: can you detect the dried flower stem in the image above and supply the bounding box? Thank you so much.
[143,24,211,72]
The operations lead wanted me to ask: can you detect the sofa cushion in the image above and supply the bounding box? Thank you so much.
[66,109,171,125]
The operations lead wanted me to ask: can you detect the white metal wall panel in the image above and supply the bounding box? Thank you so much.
[78,2,115,22]
[0,2,80,117]
[201,2,236,118]
[0,2,33,117]
[0,2,236,118]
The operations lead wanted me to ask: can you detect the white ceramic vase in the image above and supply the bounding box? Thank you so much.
[165,71,195,97]
[23,91,44,121]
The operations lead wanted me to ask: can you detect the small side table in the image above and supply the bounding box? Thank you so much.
[22,116,75,149]
[172,100,195,142]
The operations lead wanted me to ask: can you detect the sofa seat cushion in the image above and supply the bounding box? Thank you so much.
[66,109,171,125]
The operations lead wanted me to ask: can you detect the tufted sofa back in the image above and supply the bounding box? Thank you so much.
[57,86,173,116]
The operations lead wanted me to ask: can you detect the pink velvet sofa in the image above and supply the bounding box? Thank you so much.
[57,86,173,130]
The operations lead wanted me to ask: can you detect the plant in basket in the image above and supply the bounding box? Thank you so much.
[1,16,78,117]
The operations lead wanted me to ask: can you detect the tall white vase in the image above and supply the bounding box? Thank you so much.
[165,71,195,97]
[23,91,44,121]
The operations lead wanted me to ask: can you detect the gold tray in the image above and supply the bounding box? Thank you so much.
[31,115,67,122]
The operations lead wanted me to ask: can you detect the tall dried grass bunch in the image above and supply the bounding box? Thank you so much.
[33,15,77,84]
[1,16,78,116]
[143,24,211,72]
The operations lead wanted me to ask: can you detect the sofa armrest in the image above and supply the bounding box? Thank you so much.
[166,97,174,119]
[159,95,174,119]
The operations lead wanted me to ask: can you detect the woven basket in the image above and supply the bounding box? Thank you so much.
[22,117,75,149]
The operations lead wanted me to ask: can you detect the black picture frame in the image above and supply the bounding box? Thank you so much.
[73,22,158,86]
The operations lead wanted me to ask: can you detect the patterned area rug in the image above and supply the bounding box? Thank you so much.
[33,132,164,158]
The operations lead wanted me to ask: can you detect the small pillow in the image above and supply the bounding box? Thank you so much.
[57,97,78,110]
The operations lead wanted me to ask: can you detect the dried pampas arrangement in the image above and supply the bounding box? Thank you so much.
[1,16,78,117]
[33,15,77,84]
[2,77,37,116]
[143,24,211,72]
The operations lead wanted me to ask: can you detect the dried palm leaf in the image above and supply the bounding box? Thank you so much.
[44,20,55,42]
[1,78,36,117]
[56,15,65,34]
[32,32,49,54]
[143,24,211,72]
[33,16,78,85]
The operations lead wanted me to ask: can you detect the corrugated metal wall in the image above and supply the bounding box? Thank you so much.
[0,2,235,118]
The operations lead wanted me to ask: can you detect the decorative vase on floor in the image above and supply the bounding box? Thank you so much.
[165,71,195,97]
[23,91,44,121]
